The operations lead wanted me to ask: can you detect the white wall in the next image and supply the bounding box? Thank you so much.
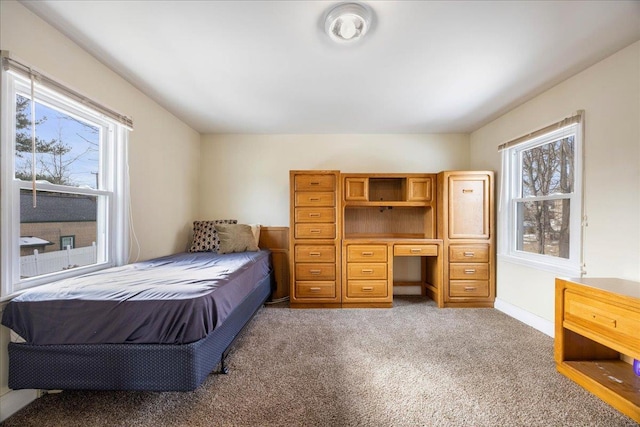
[199,134,470,225]
[470,41,640,324]
[0,1,201,420]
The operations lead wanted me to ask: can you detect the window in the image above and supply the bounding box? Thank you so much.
[1,56,131,298]
[499,115,583,275]
[60,236,75,250]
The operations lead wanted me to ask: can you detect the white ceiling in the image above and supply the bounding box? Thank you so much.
[22,0,640,134]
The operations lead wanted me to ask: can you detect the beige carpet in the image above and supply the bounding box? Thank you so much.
[2,297,637,426]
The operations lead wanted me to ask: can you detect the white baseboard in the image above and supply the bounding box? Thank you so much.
[0,388,38,422]
[494,298,554,338]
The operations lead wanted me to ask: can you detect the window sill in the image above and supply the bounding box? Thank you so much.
[498,254,583,277]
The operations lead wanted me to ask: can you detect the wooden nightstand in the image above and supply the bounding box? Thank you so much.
[555,277,640,422]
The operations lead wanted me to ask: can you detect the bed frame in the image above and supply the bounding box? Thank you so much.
[6,271,273,391]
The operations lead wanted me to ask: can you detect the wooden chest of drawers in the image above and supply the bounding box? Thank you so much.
[343,243,392,306]
[555,277,640,422]
[290,171,341,308]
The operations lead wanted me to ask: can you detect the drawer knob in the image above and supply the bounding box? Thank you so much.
[361,269,374,274]
[310,182,320,185]
[462,189,474,193]
[463,252,475,257]
[308,252,321,257]
[309,287,321,292]
[464,269,476,274]
[361,251,374,256]
[309,198,320,202]
[310,229,321,234]
[362,287,374,291]
[410,248,421,253]
[309,269,321,275]
[308,213,321,218]
[464,286,477,292]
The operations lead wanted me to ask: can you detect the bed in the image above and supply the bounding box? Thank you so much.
[1,249,273,392]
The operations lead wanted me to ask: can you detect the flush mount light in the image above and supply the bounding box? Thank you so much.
[324,3,373,43]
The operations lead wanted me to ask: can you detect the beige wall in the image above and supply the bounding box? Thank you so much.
[1,0,200,414]
[470,41,640,322]
[199,134,470,226]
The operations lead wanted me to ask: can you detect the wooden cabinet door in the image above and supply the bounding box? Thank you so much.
[406,177,432,202]
[448,174,490,239]
[344,177,368,201]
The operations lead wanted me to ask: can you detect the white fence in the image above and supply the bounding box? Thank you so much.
[20,243,97,278]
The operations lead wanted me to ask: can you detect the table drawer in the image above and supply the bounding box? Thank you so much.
[449,244,489,262]
[294,174,336,192]
[347,280,388,298]
[449,263,489,280]
[347,245,387,262]
[347,263,387,280]
[295,245,336,263]
[449,280,489,297]
[394,244,438,257]
[294,192,335,207]
[295,223,336,239]
[294,207,335,223]
[295,263,335,280]
[295,281,336,298]
[564,290,640,345]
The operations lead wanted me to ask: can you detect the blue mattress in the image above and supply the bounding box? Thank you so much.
[2,250,271,345]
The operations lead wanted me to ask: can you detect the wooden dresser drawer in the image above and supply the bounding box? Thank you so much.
[347,263,387,280]
[294,192,335,207]
[449,244,489,262]
[295,263,335,280]
[294,174,336,192]
[449,263,489,280]
[449,280,489,297]
[346,280,388,298]
[294,207,335,223]
[564,290,640,348]
[294,223,336,239]
[394,244,438,257]
[295,281,336,298]
[295,245,335,263]
[347,245,387,262]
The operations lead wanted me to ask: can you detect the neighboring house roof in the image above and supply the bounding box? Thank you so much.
[19,236,53,247]
[20,192,97,222]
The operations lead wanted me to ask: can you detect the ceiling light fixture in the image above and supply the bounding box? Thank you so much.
[324,3,373,44]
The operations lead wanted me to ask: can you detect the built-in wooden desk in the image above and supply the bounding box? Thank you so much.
[342,238,443,308]
[289,170,494,308]
[555,277,640,423]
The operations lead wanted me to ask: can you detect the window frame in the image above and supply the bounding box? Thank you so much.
[1,68,129,300]
[499,122,584,276]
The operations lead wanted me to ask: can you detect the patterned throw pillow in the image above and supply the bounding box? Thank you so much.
[188,219,237,253]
